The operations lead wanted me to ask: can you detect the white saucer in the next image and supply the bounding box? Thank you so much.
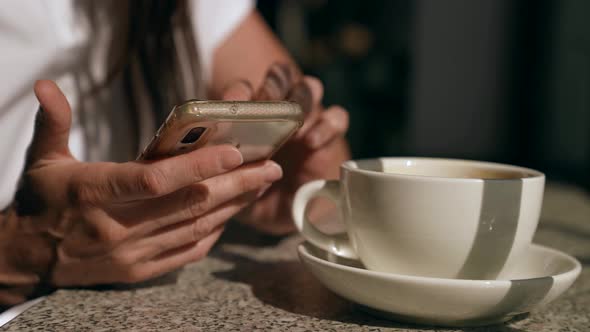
[298,241,581,327]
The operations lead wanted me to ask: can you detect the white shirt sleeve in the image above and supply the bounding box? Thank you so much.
[0,0,82,209]
[187,0,255,84]
[0,1,255,209]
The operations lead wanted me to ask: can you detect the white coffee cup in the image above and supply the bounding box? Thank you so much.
[292,158,545,279]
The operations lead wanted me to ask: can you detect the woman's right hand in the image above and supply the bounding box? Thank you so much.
[0,81,282,302]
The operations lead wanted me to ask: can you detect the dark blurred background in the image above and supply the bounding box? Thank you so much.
[257,0,590,189]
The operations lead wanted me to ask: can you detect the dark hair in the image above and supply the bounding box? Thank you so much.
[127,0,202,124]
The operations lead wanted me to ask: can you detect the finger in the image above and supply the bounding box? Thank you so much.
[222,80,254,101]
[287,81,313,115]
[257,63,296,100]
[53,225,225,286]
[288,76,323,113]
[303,105,349,149]
[130,189,262,261]
[292,76,324,138]
[55,191,262,286]
[123,226,225,284]
[30,80,73,161]
[303,76,324,108]
[51,251,115,286]
[70,145,244,205]
[109,160,282,231]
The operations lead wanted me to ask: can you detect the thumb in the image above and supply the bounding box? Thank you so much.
[222,80,254,101]
[30,80,72,161]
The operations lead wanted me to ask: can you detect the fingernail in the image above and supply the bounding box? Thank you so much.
[270,63,290,88]
[259,65,290,100]
[219,148,243,170]
[287,82,313,113]
[278,63,293,85]
[261,75,282,99]
[264,161,283,181]
[223,80,253,101]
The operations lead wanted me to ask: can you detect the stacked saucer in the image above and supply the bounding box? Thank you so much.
[298,240,580,327]
[293,158,581,327]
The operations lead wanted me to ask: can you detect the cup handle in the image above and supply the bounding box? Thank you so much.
[292,180,359,260]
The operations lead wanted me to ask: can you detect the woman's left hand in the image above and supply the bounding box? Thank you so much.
[222,63,351,234]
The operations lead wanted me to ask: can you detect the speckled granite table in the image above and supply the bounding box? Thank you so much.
[3,183,589,331]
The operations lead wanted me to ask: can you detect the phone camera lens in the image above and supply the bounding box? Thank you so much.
[181,127,206,144]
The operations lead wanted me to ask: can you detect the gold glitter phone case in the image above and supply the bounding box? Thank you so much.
[138,100,304,162]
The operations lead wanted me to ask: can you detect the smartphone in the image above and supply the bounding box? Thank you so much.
[138,100,304,162]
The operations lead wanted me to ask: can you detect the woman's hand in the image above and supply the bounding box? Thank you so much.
[0,81,283,304]
[223,64,351,235]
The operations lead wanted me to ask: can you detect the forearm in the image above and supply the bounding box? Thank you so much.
[208,10,299,98]
[0,209,56,307]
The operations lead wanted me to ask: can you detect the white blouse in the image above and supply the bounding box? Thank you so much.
[0,0,254,209]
